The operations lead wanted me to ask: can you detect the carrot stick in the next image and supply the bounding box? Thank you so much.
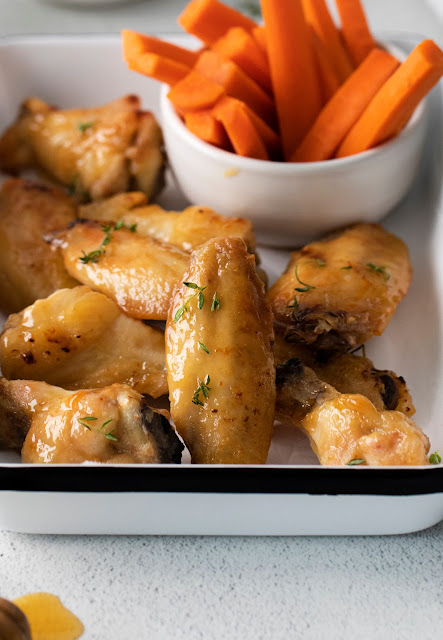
[335,0,377,66]
[185,110,231,148]
[212,96,269,160]
[195,50,276,125]
[310,26,341,103]
[126,52,190,85]
[293,48,400,162]
[213,95,281,158]
[336,40,443,158]
[122,30,200,68]
[261,0,322,160]
[302,0,354,81]
[178,0,257,46]
[212,27,273,95]
[252,26,267,56]
[167,71,226,115]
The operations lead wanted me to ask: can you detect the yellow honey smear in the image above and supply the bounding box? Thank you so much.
[224,168,240,178]
[13,593,84,640]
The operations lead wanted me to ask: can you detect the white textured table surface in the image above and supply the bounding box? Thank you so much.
[1,1,443,639]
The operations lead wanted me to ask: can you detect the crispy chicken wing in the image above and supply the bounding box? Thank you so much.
[0,178,78,314]
[80,192,256,253]
[55,220,189,320]
[166,237,275,464]
[275,359,429,466]
[268,224,412,351]
[0,96,164,201]
[0,287,168,397]
[0,379,183,463]
[273,330,415,415]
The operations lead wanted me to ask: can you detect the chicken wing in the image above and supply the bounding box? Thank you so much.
[0,286,168,397]
[275,359,429,466]
[0,178,78,315]
[0,95,164,201]
[80,193,256,254]
[166,237,275,464]
[55,220,189,320]
[273,330,414,415]
[0,379,183,464]
[268,224,412,351]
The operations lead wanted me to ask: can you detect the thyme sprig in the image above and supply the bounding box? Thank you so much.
[79,220,136,264]
[211,293,221,312]
[367,263,390,281]
[78,121,94,132]
[174,282,207,322]
[78,416,117,441]
[294,265,316,293]
[192,375,211,406]
[346,458,366,466]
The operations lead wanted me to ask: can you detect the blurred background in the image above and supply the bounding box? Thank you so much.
[0,0,441,44]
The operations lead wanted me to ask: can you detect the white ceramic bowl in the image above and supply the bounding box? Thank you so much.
[160,53,428,247]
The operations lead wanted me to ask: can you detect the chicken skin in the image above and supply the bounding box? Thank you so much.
[273,330,415,415]
[268,224,412,351]
[0,379,183,464]
[56,220,189,320]
[275,358,429,466]
[80,192,256,254]
[0,95,164,201]
[0,287,168,397]
[0,178,78,315]
[166,237,275,464]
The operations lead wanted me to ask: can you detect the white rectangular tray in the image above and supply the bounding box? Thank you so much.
[0,34,442,535]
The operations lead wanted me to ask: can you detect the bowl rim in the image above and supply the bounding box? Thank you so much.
[160,41,427,175]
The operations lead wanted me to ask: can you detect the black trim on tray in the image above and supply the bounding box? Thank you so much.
[0,466,442,495]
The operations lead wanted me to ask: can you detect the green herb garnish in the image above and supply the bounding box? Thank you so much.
[79,220,133,264]
[367,263,390,281]
[294,265,316,293]
[174,282,207,322]
[346,458,366,466]
[199,341,210,354]
[316,258,326,267]
[429,451,442,465]
[78,121,94,132]
[341,265,352,270]
[287,295,299,310]
[78,416,117,440]
[129,223,137,233]
[211,293,220,312]
[192,375,211,406]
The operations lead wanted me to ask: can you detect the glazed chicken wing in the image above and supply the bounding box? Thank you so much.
[268,224,412,351]
[0,287,168,397]
[275,359,429,466]
[0,178,78,314]
[0,95,164,201]
[0,379,183,464]
[166,237,275,464]
[56,220,189,320]
[80,192,256,253]
[273,330,415,415]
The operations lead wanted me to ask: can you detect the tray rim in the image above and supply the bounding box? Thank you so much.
[0,32,442,502]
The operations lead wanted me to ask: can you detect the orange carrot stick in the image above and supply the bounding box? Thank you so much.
[122,30,200,68]
[252,26,267,56]
[185,110,231,148]
[168,71,226,114]
[212,96,269,160]
[126,52,190,85]
[335,0,377,66]
[293,48,400,162]
[336,40,443,158]
[213,95,281,158]
[178,0,256,46]
[302,0,354,81]
[195,50,276,125]
[310,26,341,103]
[261,0,322,160]
[212,27,273,95]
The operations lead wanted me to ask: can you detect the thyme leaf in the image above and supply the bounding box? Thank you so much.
[341,265,352,270]
[192,375,211,406]
[78,416,117,440]
[367,263,390,281]
[293,265,316,293]
[174,283,207,322]
[199,341,210,354]
[78,121,94,132]
[211,293,220,312]
[346,458,366,466]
